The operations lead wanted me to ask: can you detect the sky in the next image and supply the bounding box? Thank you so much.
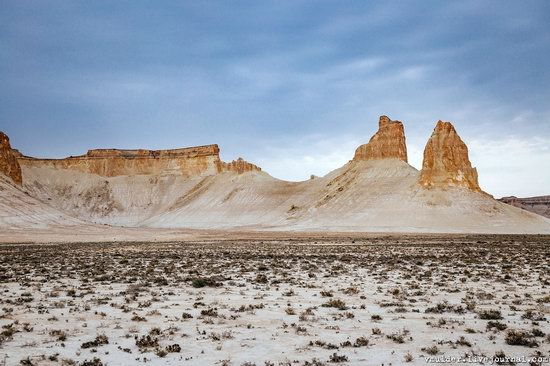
[1,1,549,197]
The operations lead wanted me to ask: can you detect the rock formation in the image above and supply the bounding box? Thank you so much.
[222,158,261,174]
[18,144,261,178]
[6,119,550,234]
[353,115,408,162]
[419,121,480,191]
[0,132,22,185]
[499,195,550,218]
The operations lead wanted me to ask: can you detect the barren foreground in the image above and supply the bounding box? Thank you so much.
[1,236,549,366]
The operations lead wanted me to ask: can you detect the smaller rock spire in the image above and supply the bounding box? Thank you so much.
[353,115,408,162]
[222,157,262,174]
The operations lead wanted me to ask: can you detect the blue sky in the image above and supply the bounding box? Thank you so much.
[1,1,549,197]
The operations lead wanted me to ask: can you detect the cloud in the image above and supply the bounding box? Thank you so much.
[1,1,549,197]
[252,134,361,182]
[469,137,550,197]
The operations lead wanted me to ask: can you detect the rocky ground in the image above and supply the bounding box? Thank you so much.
[0,235,549,365]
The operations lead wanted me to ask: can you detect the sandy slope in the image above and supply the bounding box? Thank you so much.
[0,174,86,229]
[0,174,207,243]
[19,159,550,234]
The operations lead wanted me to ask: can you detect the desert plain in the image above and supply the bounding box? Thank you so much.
[1,233,549,366]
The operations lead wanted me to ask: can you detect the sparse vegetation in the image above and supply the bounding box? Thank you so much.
[421,345,439,355]
[477,309,502,320]
[487,320,507,331]
[505,329,539,347]
[136,335,159,349]
[0,236,547,364]
[322,299,347,310]
[191,277,219,288]
[328,353,348,363]
[81,335,108,349]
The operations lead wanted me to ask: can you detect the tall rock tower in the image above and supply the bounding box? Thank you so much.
[419,121,480,191]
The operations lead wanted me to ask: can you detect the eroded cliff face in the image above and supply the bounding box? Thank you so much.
[19,145,227,178]
[0,132,22,185]
[419,121,480,191]
[222,158,261,174]
[18,144,262,178]
[353,116,408,162]
[17,144,263,224]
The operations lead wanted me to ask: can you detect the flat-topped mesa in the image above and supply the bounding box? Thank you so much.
[0,131,22,185]
[419,121,481,191]
[222,157,262,174]
[18,144,224,177]
[18,144,262,177]
[353,115,408,162]
[85,145,220,159]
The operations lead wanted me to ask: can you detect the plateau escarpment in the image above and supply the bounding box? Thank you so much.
[17,144,263,225]
[18,145,261,178]
[499,195,550,218]
[18,145,224,177]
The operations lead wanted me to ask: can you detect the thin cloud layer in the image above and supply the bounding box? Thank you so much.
[0,1,549,196]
